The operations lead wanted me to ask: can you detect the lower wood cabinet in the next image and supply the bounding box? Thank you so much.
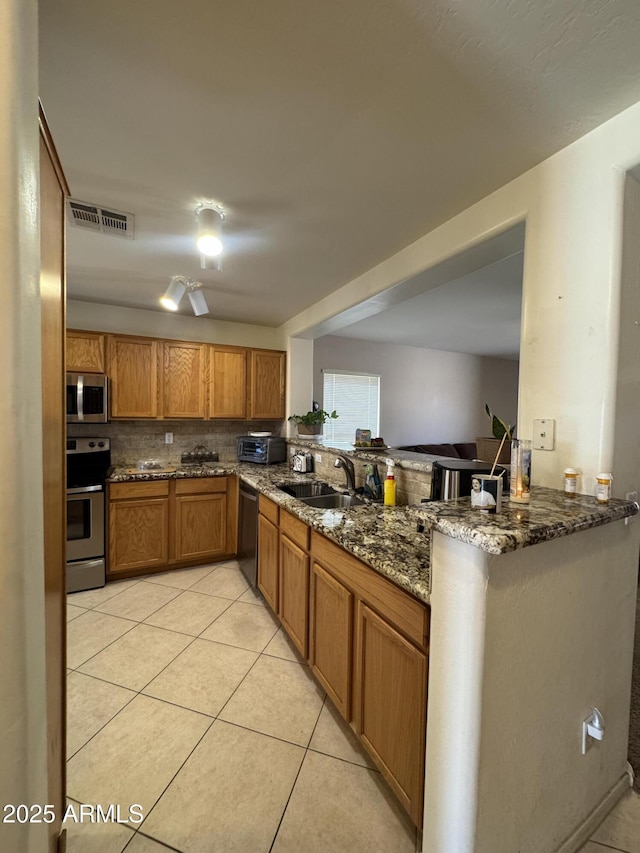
[310,560,353,720]
[279,532,310,658]
[174,478,228,561]
[108,481,170,573]
[355,602,428,825]
[255,496,430,828]
[108,476,236,578]
[257,510,279,611]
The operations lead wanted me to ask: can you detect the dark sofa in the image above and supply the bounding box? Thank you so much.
[397,442,478,460]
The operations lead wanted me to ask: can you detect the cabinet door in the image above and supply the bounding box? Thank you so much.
[248,349,285,419]
[163,341,206,418]
[174,492,227,561]
[209,345,247,419]
[109,497,169,572]
[355,602,427,826]
[310,561,353,720]
[258,513,279,612]
[66,330,105,373]
[108,335,159,418]
[279,534,310,657]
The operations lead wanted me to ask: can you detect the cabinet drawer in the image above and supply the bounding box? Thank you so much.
[280,509,309,551]
[175,477,227,495]
[311,531,429,650]
[259,494,279,525]
[110,480,170,500]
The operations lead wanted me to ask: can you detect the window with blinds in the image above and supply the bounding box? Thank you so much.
[322,370,380,446]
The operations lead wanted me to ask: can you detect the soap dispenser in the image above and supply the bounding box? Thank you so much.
[383,462,397,506]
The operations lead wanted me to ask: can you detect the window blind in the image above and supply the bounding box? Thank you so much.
[322,370,380,446]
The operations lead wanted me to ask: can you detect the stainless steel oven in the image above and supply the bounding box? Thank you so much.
[66,437,111,593]
[66,486,105,562]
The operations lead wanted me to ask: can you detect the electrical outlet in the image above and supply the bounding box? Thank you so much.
[533,419,555,451]
[165,432,173,445]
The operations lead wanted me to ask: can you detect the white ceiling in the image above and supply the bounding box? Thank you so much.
[332,252,524,359]
[39,0,640,334]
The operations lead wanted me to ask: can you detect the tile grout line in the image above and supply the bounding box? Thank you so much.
[266,692,329,852]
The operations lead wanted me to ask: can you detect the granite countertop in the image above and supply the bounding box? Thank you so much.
[108,462,432,603]
[415,485,639,555]
[107,465,639,602]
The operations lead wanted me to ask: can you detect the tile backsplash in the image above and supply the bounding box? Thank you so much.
[67,420,284,467]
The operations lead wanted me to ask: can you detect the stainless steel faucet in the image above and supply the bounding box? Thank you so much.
[334,455,356,490]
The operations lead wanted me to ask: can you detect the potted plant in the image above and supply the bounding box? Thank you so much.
[288,409,338,437]
[475,404,515,465]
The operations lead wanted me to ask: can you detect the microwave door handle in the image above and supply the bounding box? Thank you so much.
[77,374,84,422]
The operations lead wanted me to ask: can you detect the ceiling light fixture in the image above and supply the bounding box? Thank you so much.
[196,205,224,257]
[160,276,210,316]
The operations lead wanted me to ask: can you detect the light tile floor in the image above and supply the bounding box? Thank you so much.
[66,560,640,853]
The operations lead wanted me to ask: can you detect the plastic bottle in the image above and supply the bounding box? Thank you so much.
[596,473,613,504]
[564,468,578,496]
[383,463,396,506]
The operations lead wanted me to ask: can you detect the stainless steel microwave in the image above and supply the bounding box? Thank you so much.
[66,373,108,423]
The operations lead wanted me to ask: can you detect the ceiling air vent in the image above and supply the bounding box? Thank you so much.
[66,198,135,239]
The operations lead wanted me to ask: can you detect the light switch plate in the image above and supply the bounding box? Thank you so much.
[533,419,555,450]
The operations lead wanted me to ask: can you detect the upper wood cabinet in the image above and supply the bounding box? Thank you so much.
[163,340,207,419]
[108,335,159,419]
[249,349,285,420]
[73,328,286,421]
[66,330,105,373]
[209,345,247,419]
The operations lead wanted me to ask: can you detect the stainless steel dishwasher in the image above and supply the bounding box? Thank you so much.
[238,483,258,587]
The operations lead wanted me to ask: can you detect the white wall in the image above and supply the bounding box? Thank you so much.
[0,1,50,850]
[283,100,640,496]
[313,335,518,447]
[612,174,640,499]
[67,299,285,349]
[425,522,639,853]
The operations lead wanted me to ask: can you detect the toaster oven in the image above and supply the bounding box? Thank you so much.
[237,435,286,464]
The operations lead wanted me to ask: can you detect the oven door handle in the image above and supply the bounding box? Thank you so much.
[67,485,104,495]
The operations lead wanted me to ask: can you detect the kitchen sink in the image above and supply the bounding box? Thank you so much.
[276,481,365,508]
[276,481,339,499]
[299,493,365,509]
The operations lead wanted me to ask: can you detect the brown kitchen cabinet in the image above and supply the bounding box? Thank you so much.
[309,530,429,827]
[251,498,431,828]
[249,349,285,419]
[257,496,279,611]
[354,602,428,826]
[108,476,237,578]
[310,560,353,720]
[70,328,286,422]
[162,340,207,418]
[279,510,311,658]
[174,477,228,561]
[108,334,159,418]
[108,481,170,573]
[66,329,105,373]
[208,345,247,419]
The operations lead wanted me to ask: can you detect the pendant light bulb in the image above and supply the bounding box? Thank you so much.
[197,207,223,257]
